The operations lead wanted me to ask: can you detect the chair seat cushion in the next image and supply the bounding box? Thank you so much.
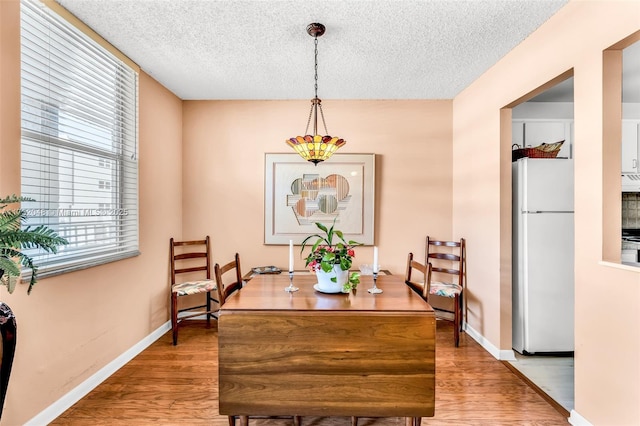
[429,280,462,298]
[172,279,216,296]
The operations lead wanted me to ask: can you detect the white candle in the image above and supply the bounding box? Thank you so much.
[289,240,294,272]
[373,246,379,273]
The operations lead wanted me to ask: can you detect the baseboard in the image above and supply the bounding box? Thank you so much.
[568,409,593,426]
[502,360,569,418]
[464,323,517,361]
[25,321,171,425]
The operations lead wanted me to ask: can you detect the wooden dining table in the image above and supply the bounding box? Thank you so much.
[217,273,436,425]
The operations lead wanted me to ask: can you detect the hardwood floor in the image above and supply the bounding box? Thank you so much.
[51,321,569,425]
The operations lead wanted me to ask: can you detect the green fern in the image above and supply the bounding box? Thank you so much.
[0,195,68,294]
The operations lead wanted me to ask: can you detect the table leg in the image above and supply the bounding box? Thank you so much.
[239,415,248,426]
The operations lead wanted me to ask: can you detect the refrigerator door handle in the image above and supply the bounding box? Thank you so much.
[522,210,574,214]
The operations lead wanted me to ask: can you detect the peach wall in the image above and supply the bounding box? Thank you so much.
[182,100,453,276]
[453,1,640,424]
[0,0,20,197]
[6,0,638,424]
[0,1,183,421]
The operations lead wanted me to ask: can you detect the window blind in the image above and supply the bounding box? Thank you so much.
[20,0,139,278]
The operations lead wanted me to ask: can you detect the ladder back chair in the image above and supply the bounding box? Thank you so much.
[214,254,243,426]
[214,255,302,426]
[170,236,218,345]
[214,253,243,307]
[352,255,428,426]
[405,252,432,300]
[400,253,433,426]
[426,236,466,347]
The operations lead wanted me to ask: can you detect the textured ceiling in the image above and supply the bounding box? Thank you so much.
[54,0,572,100]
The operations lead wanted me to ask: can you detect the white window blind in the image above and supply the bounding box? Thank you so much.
[20,0,139,277]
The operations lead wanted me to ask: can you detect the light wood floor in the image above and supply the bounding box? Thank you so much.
[51,321,569,425]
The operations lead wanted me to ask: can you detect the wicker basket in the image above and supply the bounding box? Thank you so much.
[512,140,564,162]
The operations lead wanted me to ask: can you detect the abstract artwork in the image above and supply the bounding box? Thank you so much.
[265,153,375,245]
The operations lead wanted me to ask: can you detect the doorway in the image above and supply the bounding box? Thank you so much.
[508,75,575,413]
[620,40,640,264]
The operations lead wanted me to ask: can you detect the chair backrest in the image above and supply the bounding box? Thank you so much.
[214,253,243,305]
[425,237,465,286]
[170,236,211,285]
[405,252,431,300]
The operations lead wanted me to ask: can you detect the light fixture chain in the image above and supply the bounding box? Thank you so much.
[318,103,329,135]
[314,36,319,98]
[286,23,345,164]
[314,34,328,135]
[304,102,313,135]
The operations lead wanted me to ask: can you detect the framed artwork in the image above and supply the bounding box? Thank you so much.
[265,153,375,245]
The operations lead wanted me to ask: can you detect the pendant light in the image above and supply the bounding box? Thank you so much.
[286,23,346,165]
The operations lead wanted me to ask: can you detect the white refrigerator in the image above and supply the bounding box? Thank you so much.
[512,158,575,354]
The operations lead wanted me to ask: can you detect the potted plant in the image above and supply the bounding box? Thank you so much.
[301,220,362,292]
[0,195,68,417]
[0,194,68,418]
[0,194,68,295]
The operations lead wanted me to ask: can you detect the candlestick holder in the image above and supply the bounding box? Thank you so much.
[367,271,383,294]
[284,271,299,292]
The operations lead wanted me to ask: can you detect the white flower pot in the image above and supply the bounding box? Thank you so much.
[316,265,348,293]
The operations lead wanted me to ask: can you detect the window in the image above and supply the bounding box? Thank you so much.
[20,0,139,277]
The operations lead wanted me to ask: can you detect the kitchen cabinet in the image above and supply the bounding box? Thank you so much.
[512,121,524,146]
[512,120,573,159]
[621,121,640,173]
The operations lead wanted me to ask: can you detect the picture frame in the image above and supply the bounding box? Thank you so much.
[265,153,375,245]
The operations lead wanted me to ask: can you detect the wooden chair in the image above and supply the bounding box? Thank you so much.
[403,254,433,426]
[405,252,432,300]
[214,254,243,426]
[425,236,466,347]
[352,257,428,426]
[170,236,218,346]
[214,253,244,307]
[215,256,302,426]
